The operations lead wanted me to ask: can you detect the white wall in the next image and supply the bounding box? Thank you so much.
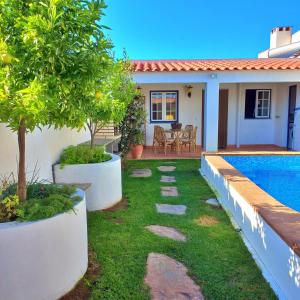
[140,82,290,148]
[140,83,203,146]
[0,125,90,181]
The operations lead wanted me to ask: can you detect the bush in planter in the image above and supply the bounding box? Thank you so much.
[119,94,147,157]
[60,145,111,168]
[0,183,79,223]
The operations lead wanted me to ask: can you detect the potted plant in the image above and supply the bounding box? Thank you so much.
[54,144,123,211]
[131,128,145,159]
[0,0,113,298]
[54,59,136,211]
[119,94,147,159]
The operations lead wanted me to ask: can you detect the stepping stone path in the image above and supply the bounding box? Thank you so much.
[206,198,221,207]
[156,204,186,215]
[146,225,186,242]
[145,253,204,300]
[157,166,176,172]
[130,169,152,178]
[161,186,178,197]
[160,176,176,183]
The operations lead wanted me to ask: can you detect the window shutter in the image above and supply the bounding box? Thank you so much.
[245,89,256,119]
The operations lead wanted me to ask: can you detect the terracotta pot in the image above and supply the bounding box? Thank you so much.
[131,144,144,159]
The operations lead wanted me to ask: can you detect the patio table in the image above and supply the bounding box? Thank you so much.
[164,129,185,154]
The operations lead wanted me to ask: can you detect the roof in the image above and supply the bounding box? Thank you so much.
[132,58,300,72]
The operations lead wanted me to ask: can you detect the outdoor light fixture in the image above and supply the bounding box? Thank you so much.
[185,85,193,98]
[136,86,142,92]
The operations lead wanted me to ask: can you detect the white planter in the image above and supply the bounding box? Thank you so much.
[54,154,122,211]
[0,189,88,300]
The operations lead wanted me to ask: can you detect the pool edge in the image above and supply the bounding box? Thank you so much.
[201,153,300,300]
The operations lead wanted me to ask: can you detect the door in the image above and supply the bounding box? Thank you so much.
[218,89,229,149]
[201,89,229,149]
[287,85,297,149]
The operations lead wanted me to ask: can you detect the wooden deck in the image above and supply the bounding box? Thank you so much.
[127,145,288,160]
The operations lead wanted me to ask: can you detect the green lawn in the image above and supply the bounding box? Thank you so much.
[88,159,276,299]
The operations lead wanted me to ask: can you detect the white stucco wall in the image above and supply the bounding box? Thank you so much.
[0,124,90,181]
[140,83,203,146]
[140,82,290,148]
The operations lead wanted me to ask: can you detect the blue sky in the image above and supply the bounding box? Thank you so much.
[103,0,299,60]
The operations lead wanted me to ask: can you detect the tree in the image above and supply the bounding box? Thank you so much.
[86,58,136,148]
[119,94,147,157]
[0,0,112,201]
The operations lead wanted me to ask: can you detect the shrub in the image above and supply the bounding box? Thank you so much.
[60,145,112,167]
[0,184,79,223]
[0,195,20,222]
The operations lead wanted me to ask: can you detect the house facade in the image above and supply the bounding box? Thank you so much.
[132,28,300,152]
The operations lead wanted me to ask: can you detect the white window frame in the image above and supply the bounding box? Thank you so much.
[255,89,271,118]
[150,91,178,123]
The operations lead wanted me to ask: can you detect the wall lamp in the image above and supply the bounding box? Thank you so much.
[184,85,193,98]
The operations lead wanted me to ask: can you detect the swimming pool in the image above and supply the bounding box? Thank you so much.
[223,155,300,213]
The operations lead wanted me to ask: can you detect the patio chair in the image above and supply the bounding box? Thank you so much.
[153,126,175,155]
[181,126,197,152]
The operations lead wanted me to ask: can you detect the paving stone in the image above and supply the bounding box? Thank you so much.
[158,166,176,172]
[130,169,152,178]
[145,253,204,300]
[146,225,186,241]
[206,198,221,207]
[161,186,178,197]
[160,176,176,183]
[156,204,186,215]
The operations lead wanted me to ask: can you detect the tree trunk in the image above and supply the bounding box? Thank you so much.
[90,132,95,148]
[17,119,27,201]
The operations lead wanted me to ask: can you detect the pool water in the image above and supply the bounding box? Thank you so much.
[223,155,300,213]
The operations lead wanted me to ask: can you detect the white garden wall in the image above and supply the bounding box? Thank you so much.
[0,125,90,181]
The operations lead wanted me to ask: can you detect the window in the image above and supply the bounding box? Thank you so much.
[150,91,178,122]
[245,89,271,119]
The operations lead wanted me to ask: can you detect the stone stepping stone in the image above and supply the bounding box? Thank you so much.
[157,166,176,172]
[156,204,186,215]
[206,198,221,207]
[160,176,176,183]
[161,186,178,197]
[145,253,204,300]
[130,169,152,177]
[146,225,186,242]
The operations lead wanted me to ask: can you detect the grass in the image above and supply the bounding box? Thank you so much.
[88,159,277,300]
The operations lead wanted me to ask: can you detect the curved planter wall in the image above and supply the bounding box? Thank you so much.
[0,190,88,300]
[54,154,122,211]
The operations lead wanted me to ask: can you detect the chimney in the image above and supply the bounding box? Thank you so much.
[270,26,292,49]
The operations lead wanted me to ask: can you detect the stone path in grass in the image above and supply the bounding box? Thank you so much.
[130,169,152,177]
[160,186,178,197]
[146,225,186,242]
[160,175,176,183]
[157,166,176,172]
[137,164,203,299]
[156,204,186,215]
[145,253,204,300]
[206,198,221,207]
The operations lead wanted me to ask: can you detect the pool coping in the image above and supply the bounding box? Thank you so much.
[203,153,300,257]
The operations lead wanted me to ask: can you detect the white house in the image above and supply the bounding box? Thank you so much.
[132,27,300,152]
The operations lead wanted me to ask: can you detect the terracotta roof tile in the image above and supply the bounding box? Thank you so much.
[132,58,300,72]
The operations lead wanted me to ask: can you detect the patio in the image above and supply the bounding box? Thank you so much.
[127,144,287,160]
